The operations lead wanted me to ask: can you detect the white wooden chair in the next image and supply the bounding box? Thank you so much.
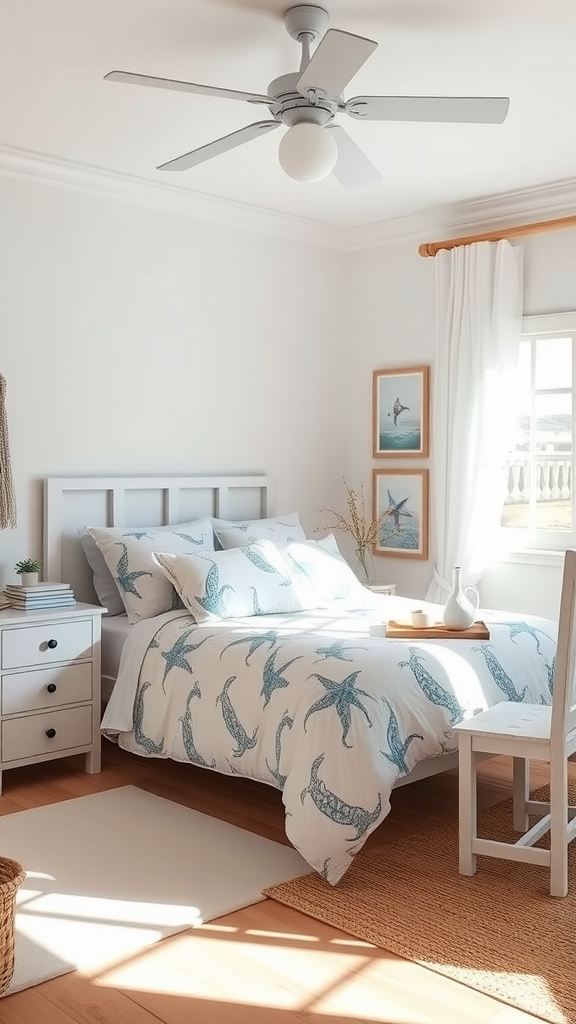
[453,548,576,897]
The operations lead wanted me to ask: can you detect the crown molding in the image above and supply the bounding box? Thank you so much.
[1,142,576,254]
[342,177,576,252]
[0,143,341,250]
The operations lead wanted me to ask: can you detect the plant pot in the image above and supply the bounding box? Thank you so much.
[20,572,39,587]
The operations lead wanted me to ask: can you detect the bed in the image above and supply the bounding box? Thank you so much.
[44,474,558,884]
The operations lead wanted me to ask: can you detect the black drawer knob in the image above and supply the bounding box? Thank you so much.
[47,639,58,650]
[46,683,57,694]
[45,728,56,739]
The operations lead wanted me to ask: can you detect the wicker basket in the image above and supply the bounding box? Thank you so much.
[0,857,26,996]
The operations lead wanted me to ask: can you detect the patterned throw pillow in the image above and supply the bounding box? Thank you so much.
[154,539,312,623]
[86,520,214,623]
[212,512,306,550]
[279,535,368,603]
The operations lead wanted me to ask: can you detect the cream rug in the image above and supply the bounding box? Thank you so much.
[265,782,576,1024]
[0,785,308,997]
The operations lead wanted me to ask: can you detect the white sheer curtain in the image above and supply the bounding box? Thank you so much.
[425,239,523,603]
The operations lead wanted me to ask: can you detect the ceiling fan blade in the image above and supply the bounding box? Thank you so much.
[296,29,377,99]
[328,125,382,189]
[104,70,272,106]
[345,95,510,124]
[156,120,280,171]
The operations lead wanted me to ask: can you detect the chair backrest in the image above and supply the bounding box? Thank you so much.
[551,548,576,746]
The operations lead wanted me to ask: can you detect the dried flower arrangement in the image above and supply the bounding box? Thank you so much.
[318,479,387,582]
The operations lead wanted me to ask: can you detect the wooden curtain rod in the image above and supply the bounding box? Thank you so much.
[418,212,576,257]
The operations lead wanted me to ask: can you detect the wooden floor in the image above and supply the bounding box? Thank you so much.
[1,744,573,1024]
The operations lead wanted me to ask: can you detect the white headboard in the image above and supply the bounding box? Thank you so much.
[43,474,275,604]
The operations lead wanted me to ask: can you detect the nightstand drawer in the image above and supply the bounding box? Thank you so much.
[1,663,93,715]
[1,618,93,670]
[1,705,93,762]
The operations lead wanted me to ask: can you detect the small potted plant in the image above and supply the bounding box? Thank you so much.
[15,558,42,587]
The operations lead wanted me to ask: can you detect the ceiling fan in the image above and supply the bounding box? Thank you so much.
[104,4,510,189]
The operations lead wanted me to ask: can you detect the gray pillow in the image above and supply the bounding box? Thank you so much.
[79,519,214,616]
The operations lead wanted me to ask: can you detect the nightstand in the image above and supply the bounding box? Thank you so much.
[0,602,105,795]
[365,583,397,596]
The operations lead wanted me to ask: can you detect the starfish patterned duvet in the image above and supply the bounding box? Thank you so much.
[101,595,557,884]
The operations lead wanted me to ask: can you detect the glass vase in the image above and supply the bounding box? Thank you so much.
[355,547,374,585]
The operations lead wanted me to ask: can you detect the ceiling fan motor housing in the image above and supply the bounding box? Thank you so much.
[267,72,336,127]
[284,5,329,43]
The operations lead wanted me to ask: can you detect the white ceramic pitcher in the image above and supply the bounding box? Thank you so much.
[442,566,480,630]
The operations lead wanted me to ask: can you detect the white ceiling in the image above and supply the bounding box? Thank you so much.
[2,0,576,229]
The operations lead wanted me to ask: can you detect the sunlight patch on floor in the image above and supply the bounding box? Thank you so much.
[424,959,561,1018]
[92,928,489,1023]
[245,928,318,941]
[95,929,372,1010]
[15,886,201,973]
[329,937,377,948]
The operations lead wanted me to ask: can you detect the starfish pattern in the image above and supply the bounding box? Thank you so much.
[114,542,153,597]
[304,670,375,748]
[161,629,211,691]
[314,640,368,663]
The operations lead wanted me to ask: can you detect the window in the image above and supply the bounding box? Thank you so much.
[501,312,575,553]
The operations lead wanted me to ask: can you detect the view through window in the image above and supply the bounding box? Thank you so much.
[501,315,574,549]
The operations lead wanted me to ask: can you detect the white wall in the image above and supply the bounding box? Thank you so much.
[1,171,573,622]
[345,226,576,620]
[0,176,345,585]
[343,237,435,594]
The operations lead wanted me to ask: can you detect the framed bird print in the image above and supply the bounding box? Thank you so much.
[372,365,429,457]
[372,468,429,559]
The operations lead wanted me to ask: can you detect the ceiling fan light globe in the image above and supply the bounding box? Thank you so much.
[278,123,337,183]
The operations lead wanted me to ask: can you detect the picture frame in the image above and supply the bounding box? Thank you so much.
[372,365,429,457]
[372,468,429,560]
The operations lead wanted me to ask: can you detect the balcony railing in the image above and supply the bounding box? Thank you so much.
[504,454,572,504]
[502,453,572,529]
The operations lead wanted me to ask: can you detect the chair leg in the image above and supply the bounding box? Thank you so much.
[458,735,477,876]
[512,756,529,832]
[549,759,568,897]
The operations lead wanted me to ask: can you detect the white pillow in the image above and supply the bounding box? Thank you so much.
[280,534,367,603]
[80,520,211,616]
[212,512,306,550]
[86,520,214,623]
[154,539,311,623]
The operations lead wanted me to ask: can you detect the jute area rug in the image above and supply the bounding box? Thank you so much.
[1,785,308,997]
[264,782,575,1024]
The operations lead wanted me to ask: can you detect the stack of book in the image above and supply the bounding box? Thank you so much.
[3,581,76,611]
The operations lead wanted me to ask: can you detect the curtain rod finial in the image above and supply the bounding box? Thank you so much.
[418,242,437,258]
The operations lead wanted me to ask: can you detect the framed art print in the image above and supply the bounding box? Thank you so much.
[372,468,429,560]
[373,365,429,457]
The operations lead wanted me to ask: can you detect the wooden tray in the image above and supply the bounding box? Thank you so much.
[385,620,490,640]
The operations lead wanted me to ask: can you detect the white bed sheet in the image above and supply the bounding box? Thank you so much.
[101,614,132,680]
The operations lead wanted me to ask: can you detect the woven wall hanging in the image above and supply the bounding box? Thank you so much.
[0,375,17,529]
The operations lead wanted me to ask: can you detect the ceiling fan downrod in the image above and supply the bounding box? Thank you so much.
[284,5,329,72]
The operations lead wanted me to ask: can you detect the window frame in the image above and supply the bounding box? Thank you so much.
[499,311,576,560]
